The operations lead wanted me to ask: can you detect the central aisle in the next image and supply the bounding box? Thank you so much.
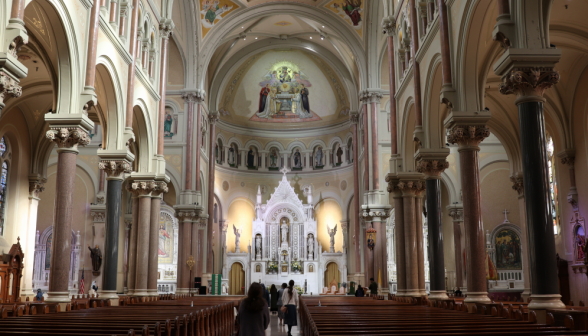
[266,313,301,336]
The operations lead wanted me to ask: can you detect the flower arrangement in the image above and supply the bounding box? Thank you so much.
[295,285,303,295]
[291,261,302,273]
[267,262,278,273]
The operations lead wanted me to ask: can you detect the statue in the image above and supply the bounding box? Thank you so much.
[315,146,323,167]
[307,235,314,259]
[255,235,262,257]
[281,218,288,244]
[88,245,102,274]
[327,224,337,253]
[233,224,242,253]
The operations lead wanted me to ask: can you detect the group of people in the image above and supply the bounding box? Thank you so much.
[236,280,299,336]
[354,277,378,297]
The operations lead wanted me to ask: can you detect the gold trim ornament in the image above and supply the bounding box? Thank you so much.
[186,255,195,271]
[366,227,377,250]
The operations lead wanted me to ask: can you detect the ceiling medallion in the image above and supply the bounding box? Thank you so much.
[274,21,292,26]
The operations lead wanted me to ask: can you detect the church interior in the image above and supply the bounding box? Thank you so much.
[1,0,588,334]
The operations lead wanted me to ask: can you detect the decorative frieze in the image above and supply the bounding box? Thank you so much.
[46,127,91,149]
[499,67,560,98]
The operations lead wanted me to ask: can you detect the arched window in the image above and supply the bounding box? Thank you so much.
[546,134,560,235]
[0,137,10,236]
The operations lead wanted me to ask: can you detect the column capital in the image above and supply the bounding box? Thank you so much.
[99,159,132,178]
[381,16,396,36]
[510,174,524,197]
[394,173,426,196]
[414,148,450,178]
[90,209,106,223]
[174,204,203,220]
[159,19,174,39]
[447,205,464,222]
[220,220,228,232]
[557,149,576,167]
[358,89,384,104]
[209,111,219,124]
[28,176,46,198]
[46,127,91,150]
[125,180,167,197]
[444,111,491,149]
[125,219,132,230]
[0,71,23,111]
[349,111,360,124]
[181,89,206,103]
[499,67,559,102]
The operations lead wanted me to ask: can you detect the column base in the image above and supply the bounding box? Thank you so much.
[395,289,407,297]
[419,290,428,297]
[147,289,158,297]
[528,294,566,310]
[521,288,532,301]
[132,290,149,297]
[176,288,190,295]
[464,292,491,312]
[405,289,422,297]
[97,290,119,300]
[428,290,449,300]
[45,291,71,303]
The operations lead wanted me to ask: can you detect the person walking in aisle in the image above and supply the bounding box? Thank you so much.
[270,284,278,314]
[281,280,299,336]
[369,277,378,296]
[277,283,287,325]
[236,283,270,336]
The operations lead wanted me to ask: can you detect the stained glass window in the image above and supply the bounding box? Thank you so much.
[546,134,560,235]
[0,137,5,157]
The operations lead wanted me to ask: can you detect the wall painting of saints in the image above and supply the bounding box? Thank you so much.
[200,0,237,38]
[326,0,364,37]
[495,229,522,270]
[158,214,174,264]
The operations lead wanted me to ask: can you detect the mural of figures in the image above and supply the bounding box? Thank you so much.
[159,224,171,257]
[495,229,522,270]
[200,0,236,37]
[259,84,270,112]
[269,148,279,167]
[327,0,364,36]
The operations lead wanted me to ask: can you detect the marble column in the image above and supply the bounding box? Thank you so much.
[369,94,382,189]
[124,0,140,128]
[196,221,205,278]
[45,127,90,304]
[157,21,173,156]
[260,152,267,170]
[393,195,405,296]
[182,93,196,191]
[123,220,131,292]
[84,0,100,90]
[499,68,564,309]
[350,113,362,274]
[147,182,167,296]
[445,111,491,307]
[365,223,374,286]
[176,211,196,294]
[126,194,139,295]
[397,178,425,298]
[207,113,219,274]
[99,159,132,300]
[448,206,464,290]
[415,194,426,296]
[361,100,370,191]
[437,0,452,87]
[22,178,45,296]
[223,146,230,168]
[382,17,397,156]
[416,150,450,299]
[409,0,423,132]
[129,181,156,297]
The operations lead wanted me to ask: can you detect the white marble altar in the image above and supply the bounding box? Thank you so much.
[224,169,347,294]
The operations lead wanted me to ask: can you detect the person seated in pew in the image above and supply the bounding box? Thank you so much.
[236,283,270,336]
[35,288,43,301]
[369,278,378,296]
[454,287,462,297]
[355,285,365,297]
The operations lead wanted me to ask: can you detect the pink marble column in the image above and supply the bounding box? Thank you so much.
[393,196,406,296]
[126,195,139,294]
[131,182,154,297]
[98,169,105,192]
[448,207,464,289]
[497,0,510,16]
[109,1,118,24]
[84,0,101,88]
[10,0,25,21]
[124,0,140,128]
[365,224,374,286]
[384,32,398,155]
[123,220,131,291]
[196,224,204,278]
[446,122,491,306]
[437,0,452,86]
[45,128,90,303]
[373,220,387,291]
[362,103,370,191]
[409,0,423,126]
[182,94,195,191]
[119,6,128,37]
[157,23,172,155]
[415,195,426,295]
[350,113,361,274]
[370,98,381,190]
[207,113,219,274]
[147,184,166,297]
[397,179,425,298]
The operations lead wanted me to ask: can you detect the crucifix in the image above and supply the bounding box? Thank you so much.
[280,166,290,176]
[503,209,510,223]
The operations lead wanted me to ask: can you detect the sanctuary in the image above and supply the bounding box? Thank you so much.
[223,168,347,295]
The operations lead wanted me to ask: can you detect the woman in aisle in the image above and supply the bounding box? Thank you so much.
[280,280,299,336]
[276,283,287,325]
[236,283,270,336]
[270,284,278,314]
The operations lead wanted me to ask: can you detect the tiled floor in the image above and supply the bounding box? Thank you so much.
[266,312,300,335]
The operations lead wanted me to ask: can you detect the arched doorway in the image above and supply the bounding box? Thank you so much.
[229,262,245,295]
[324,262,340,289]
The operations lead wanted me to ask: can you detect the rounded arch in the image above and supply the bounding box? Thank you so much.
[264,141,285,152]
[131,101,155,173]
[286,141,307,152]
[226,137,243,149]
[327,136,344,150]
[95,59,125,151]
[308,139,328,151]
[243,139,263,151]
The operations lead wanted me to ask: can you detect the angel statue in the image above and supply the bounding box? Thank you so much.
[233,224,243,253]
[88,245,102,274]
[327,224,337,253]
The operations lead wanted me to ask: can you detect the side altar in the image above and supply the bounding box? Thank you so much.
[223,168,347,294]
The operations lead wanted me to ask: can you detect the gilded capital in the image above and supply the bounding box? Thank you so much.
[499,67,559,98]
[46,127,91,149]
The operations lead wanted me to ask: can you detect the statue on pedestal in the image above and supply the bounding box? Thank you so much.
[307,235,314,259]
[327,224,337,253]
[281,218,288,244]
[233,224,242,253]
[88,245,102,276]
[255,235,262,259]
